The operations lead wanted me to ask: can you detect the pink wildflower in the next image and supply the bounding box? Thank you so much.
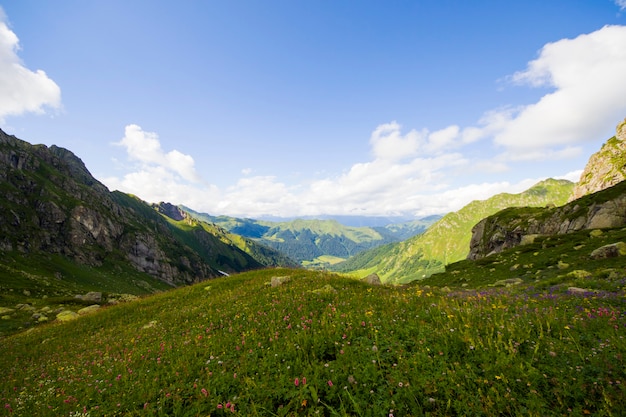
[328,380,334,387]
[295,377,300,386]
[201,388,208,397]
[302,377,307,385]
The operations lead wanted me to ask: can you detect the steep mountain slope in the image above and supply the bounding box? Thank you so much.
[183,209,438,266]
[0,129,290,292]
[334,179,574,283]
[570,117,626,201]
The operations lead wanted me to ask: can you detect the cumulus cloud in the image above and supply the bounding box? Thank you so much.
[369,121,425,161]
[469,25,626,155]
[114,124,203,183]
[0,8,61,122]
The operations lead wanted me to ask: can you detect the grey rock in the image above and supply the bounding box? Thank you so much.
[590,242,626,259]
[75,291,102,303]
[271,276,291,287]
[361,273,382,286]
[78,305,101,315]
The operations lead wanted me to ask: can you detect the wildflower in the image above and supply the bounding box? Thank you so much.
[302,377,307,385]
[328,380,334,387]
[295,377,300,386]
[201,388,208,397]
[217,404,223,409]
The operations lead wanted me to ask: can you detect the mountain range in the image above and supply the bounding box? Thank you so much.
[2,116,626,337]
[182,208,439,267]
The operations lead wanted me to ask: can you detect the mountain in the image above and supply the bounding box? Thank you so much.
[469,172,626,261]
[183,209,439,267]
[570,117,626,201]
[333,178,575,283]
[0,129,293,298]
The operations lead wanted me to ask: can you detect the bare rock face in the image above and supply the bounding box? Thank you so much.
[361,273,382,286]
[468,181,626,260]
[570,117,626,201]
[155,202,187,221]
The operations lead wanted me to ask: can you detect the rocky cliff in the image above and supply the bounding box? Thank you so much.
[0,129,290,287]
[468,180,626,260]
[570,117,626,201]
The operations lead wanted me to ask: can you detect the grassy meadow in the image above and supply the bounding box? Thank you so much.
[1,267,625,416]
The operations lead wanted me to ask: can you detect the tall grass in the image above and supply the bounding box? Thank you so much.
[1,268,625,416]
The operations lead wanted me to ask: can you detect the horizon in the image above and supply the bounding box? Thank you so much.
[2,1,626,219]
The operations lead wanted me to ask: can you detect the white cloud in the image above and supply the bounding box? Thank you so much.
[0,8,61,122]
[616,1,626,11]
[426,125,460,153]
[115,124,202,183]
[556,169,583,183]
[369,121,425,161]
[472,25,626,151]
[497,145,583,162]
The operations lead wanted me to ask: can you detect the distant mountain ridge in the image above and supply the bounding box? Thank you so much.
[333,178,575,283]
[183,208,439,266]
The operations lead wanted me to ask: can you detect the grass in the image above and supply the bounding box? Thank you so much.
[1,267,625,416]
[0,252,173,337]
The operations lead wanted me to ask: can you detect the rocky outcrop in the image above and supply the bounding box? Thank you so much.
[361,273,382,286]
[155,202,187,221]
[570,117,626,201]
[468,180,626,260]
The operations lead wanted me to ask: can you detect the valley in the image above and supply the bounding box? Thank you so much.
[1,118,626,415]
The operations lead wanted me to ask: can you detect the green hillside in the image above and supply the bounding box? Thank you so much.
[333,179,575,283]
[2,266,624,416]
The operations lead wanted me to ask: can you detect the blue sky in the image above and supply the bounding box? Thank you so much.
[2,1,626,219]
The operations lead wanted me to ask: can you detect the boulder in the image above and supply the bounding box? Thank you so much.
[590,242,626,259]
[75,291,102,303]
[565,270,592,279]
[270,276,291,287]
[361,273,382,286]
[567,287,594,295]
[78,304,101,315]
[56,310,79,322]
